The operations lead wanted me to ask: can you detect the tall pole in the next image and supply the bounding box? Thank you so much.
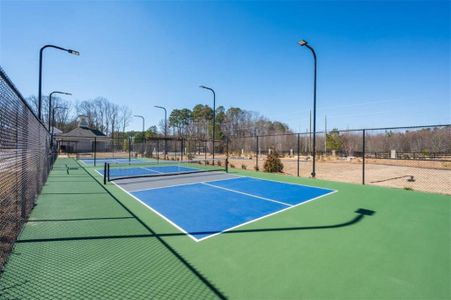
[324,115,327,153]
[38,45,79,120]
[309,110,312,151]
[154,106,167,157]
[51,106,67,149]
[133,115,145,136]
[48,91,71,130]
[200,85,216,160]
[134,115,145,156]
[298,40,318,177]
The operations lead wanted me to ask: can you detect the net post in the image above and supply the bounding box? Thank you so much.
[297,133,300,177]
[103,162,107,185]
[362,129,366,185]
[107,163,111,183]
[94,137,97,167]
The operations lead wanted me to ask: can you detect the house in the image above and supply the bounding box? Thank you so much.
[57,116,107,153]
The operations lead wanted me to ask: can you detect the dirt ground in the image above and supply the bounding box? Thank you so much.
[227,155,451,195]
[69,151,451,195]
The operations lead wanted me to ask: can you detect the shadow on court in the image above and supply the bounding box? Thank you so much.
[16,208,375,243]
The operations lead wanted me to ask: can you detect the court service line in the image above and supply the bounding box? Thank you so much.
[196,189,338,242]
[231,173,336,192]
[201,182,292,207]
[143,167,164,174]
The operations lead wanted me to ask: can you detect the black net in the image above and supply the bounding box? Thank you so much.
[105,158,227,182]
[0,67,55,269]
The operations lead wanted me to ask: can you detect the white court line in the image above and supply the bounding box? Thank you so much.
[231,173,337,192]
[110,174,337,243]
[129,175,241,193]
[201,182,291,207]
[111,181,200,242]
[196,189,338,242]
[143,167,163,174]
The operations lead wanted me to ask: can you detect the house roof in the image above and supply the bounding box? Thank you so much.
[60,127,106,138]
[51,127,63,135]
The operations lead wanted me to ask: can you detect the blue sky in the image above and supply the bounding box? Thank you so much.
[1,0,449,132]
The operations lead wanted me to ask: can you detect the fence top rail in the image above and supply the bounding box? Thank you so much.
[0,66,50,133]
[224,124,450,139]
[56,135,226,143]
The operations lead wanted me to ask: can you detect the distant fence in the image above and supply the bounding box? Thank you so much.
[56,124,450,195]
[56,135,226,165]
[227,125,451,195]
[0,67,56,270]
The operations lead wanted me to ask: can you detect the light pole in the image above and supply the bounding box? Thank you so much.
[38,44,79,120]
[50,106,68,149]
[154,106,167,157]
[298,39,317,178]
[133,115,145,140]
[200,85,216,160]
[134,115,145,157]
[48,91,71,130]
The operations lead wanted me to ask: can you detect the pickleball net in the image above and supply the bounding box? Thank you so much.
[104,158,228,182]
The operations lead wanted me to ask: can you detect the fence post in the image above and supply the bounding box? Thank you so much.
[94,137,97,167]
[225,137,229,172]
[128,136,131,164]
[256,135,259,171]
[362,129,366,185]
[157,139,160,162]
[297,133,300,177]
[181,138,184,161]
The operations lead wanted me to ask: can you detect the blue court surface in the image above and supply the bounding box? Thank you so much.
[124,177,336,241]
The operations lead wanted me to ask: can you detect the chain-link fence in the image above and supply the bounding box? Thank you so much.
[56,124,450,195]
[60,135,227,167]
[364,126,451,194]
[315,129,364,185]
[0,67,56,270]
[226,125,451,195]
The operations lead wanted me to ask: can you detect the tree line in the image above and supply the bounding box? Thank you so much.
[166,105,291,140]
[25,96,291,141]
[26,95,132,136]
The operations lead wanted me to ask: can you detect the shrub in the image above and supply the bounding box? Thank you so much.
[217,160,222,166]
[263,151,284,173]
[230,163,235,168]
[241,164,247,170]
[254,165,259,171]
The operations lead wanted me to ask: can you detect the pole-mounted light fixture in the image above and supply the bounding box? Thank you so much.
[38,44,80,120]
[199,85,216,160]
[48,91,71,131]
[298,39,318,177]
[154,106,168,157]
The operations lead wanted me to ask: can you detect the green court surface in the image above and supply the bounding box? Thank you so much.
[0,158,449,299]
